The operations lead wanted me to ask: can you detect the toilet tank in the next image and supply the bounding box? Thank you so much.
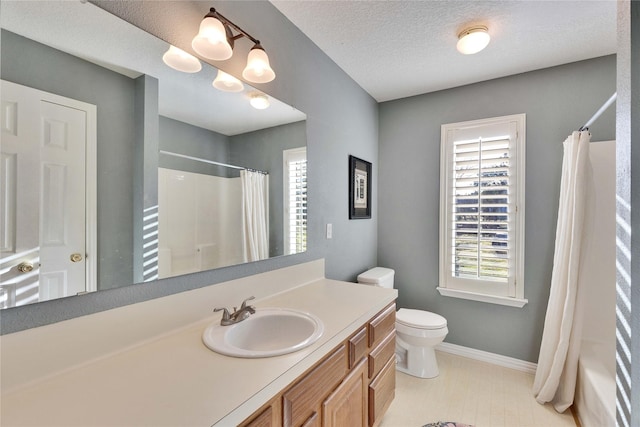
[357,267,395,289]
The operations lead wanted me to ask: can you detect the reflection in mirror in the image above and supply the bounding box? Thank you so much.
[0,1,307,308]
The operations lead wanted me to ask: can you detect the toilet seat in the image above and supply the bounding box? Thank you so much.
[396,308,447,330]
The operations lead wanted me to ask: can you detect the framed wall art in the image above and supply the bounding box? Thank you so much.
[349,155,372,219]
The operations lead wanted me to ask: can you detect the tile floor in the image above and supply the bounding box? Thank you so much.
[379,351,577,427]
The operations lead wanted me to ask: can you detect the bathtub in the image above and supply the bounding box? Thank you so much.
[575,340,616,427]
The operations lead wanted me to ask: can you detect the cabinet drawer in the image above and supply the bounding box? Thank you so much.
[349,326,368,369]
[283,344,348,427]
[368,331,395,379]
[368,304,396,348]
[368,357,396,427]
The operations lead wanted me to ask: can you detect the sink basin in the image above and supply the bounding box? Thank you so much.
[202,307,324,358]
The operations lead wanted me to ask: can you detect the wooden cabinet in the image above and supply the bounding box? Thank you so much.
[241,303,396,427]
[368,304,395,348]
[241,406,275,427]
[348,326,367,369]
[367,304,396,427]
[240,396,282,427]
[283,345,348,426]
[369,357,395,427]
[322,358,368,427]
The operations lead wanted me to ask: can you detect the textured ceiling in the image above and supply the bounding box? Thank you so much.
[270,0,617,102]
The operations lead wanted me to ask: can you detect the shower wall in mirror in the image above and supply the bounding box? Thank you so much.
[0,0,307,308]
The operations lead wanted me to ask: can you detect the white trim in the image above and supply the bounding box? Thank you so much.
[436,341,537,374]
[437,286,528,308]
[85,104,97,294]
[439,113,526,300]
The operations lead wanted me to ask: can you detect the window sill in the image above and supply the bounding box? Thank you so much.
[436,287,528,308]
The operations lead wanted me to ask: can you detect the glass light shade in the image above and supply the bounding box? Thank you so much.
[212,70,244,92]
[162,45,202,73]
[242,47,276,83]
[250,93,270,109]
[192,17,233,60]
[456,27,490,55]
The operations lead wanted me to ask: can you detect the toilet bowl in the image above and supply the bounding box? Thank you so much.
[395,308,448,378]
[357,267,448,379]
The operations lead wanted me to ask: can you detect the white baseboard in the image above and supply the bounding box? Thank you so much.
[436,342,537,375]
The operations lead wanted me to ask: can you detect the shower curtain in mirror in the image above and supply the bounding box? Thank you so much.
[241,170,269,262]
[533,130,590,412]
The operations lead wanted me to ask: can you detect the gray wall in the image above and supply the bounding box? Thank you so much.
[159,116,233,178]
[231,121,307,258]
[1,1,379,333]
[378,55,616,362]
[0,29,136,292]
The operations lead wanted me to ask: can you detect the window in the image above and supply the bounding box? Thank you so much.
[284,148,307,254]
[438,114,527,307]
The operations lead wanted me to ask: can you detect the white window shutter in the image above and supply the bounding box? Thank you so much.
[439,114,526,305]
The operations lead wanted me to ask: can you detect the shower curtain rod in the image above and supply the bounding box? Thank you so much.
[159,150,267,174]
[579,92,617,131]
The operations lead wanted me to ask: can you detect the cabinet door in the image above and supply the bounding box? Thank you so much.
[368,357,395,427]
[283,345,348,427]
[322,358,368,427]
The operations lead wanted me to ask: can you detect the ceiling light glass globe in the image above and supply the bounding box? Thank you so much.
[456,28,490,55]
[192,17,233,60]
[162,45,202,73]
[242,47,276,83]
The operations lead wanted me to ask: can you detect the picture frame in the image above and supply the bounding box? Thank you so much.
[348,155,372,219]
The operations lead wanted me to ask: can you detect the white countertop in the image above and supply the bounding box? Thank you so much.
[1,278,396,426]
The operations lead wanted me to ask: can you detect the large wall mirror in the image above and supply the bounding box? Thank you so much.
[0,1,307,309]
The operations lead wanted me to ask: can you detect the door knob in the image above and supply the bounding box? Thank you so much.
[70,253,83,263]
[17,261,34,273]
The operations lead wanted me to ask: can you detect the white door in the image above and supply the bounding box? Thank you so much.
[0,80,96,308]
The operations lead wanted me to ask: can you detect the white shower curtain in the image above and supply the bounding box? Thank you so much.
[241,170,269,262]
[533,130,590,412]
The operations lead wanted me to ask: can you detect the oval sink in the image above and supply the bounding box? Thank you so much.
[202,307,324,358]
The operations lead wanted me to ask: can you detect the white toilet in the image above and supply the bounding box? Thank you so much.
[357,267,448,379]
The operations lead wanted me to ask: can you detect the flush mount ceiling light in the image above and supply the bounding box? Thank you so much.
[249,93,270,110]
[162,45,202,73]
[213,69,244,92]
[456,26,490,55]
[192,7,276,84]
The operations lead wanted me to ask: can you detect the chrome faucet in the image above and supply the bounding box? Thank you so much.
[214,296,256,326]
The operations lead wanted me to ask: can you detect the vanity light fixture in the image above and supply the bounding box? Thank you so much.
[249,93,270,110]
[456,26,490,54]
[162,45,202,73]
[192,7,276,84]
[213,70,244,92]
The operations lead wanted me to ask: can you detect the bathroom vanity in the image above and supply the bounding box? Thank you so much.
[241,303,396,427]
[0,260,397,426]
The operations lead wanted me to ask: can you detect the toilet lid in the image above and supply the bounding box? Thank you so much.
[396,308,447,330]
